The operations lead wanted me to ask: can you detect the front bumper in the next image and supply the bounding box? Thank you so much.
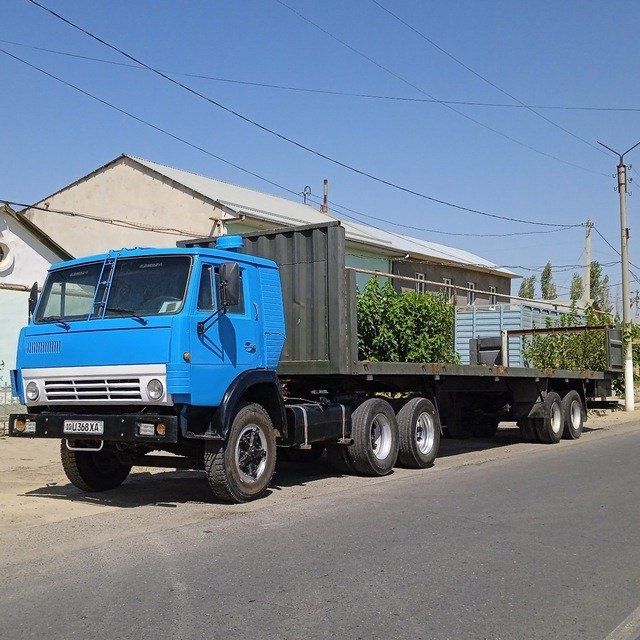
[8,412,179,444]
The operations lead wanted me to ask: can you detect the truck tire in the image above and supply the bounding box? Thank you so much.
[348,398,399,476]
[204,402,276,503]
[325,444,355,474]
[562,390,585,439]
[535,392,563,444]
[397,397,440,468]
[60,441,131,492]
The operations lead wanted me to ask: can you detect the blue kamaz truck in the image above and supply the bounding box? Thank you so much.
[8,222,617,502]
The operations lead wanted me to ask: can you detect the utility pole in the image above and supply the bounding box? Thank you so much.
[320,179,329,213]
[598,139,640,411]
[583,219,593,306]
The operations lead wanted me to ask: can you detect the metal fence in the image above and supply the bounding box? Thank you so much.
[1,384,19,436]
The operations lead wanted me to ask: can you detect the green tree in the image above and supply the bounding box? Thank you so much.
[590,261,612,311]
[541,262,557,300]
[518,275,536,299]
[570,273,583,302]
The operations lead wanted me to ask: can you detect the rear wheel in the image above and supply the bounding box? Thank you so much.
[397,397,440,468]
[535,392,563,444]
[518,418,539,443]
[348,398,399,476]
[60,441,131,492]
[204,402,276,503]
[562,390,585,439]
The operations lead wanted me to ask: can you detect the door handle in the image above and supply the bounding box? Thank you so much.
[244,341,256,353]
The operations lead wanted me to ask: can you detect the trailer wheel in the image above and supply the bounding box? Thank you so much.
[397,397,440,468]
[204,402,276,503]
[562,390,585,440]
[348,398,399,476]
[535,392,564,444]
[60,441,131,492]
[325,444,355,474]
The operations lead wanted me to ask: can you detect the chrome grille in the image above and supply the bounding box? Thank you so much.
[44,378,142,402]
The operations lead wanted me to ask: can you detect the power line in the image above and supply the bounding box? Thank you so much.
[3,47,580,251]
[23,0,583,227]
[3,37,639,113]
[274,0,608,178]
[370,0,607,157]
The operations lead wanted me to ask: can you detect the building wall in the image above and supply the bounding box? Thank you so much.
[23,157,236,257]
[392,260,511,308]
[0,210,64,383]
[345,243,391,290]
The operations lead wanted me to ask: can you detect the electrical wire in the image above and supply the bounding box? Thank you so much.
[274,0,608,178]
[370,0,608,157]
[3,37,640,112]
[3,47,582,249]
[25,0,608,207]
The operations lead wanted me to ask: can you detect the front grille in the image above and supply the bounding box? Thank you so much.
[44,378,142,402]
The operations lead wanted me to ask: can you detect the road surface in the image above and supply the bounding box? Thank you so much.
[2,415,640,640]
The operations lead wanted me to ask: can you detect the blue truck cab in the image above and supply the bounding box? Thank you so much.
[8,235,298,501]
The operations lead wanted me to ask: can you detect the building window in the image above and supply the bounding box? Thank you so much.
[443,277,454,302]
[467,282,476,306]
[415,272,426,295]
[489,285,497,306]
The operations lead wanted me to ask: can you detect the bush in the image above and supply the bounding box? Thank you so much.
[356,278,459,363]
[522,306,611,371]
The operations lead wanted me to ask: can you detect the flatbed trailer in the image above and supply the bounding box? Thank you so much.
[8,222,618,502]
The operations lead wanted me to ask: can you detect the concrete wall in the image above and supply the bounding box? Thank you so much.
[23,157,236,257]
[392,259,511,308]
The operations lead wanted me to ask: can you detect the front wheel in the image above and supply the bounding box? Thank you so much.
[204,402,276,503]
[60,442,131,492]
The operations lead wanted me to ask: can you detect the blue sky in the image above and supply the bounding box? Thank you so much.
[2,0,640,301]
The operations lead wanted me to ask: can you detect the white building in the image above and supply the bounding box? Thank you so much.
[0,204,70,384]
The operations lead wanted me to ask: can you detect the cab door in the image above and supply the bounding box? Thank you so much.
[189,261,261,405]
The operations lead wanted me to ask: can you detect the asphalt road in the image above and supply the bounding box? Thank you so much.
[2,423,640,640]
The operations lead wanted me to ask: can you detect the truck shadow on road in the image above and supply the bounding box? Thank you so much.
[21,425,533,509]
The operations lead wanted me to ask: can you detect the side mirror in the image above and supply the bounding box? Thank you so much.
[218,262,240,309]
[28,282,38,320]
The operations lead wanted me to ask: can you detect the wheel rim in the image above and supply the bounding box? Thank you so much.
[415,412,435,454]
[570,399,582,429]
[235,424,268,484]
[370,413,393,460]
[550,403,562,434]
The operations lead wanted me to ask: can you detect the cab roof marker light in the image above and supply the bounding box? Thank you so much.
[215,235,244,251]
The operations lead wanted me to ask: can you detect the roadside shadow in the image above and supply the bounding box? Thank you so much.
[23,470,228,508]
[438,424,524,457]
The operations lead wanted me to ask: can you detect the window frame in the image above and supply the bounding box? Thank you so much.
[443,277,454,303]
[489,285,497,306]
[467,281,476,306]
[196,262,246,316]
[415,272,426,295]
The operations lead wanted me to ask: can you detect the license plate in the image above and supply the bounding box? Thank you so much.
[63,420,104,435]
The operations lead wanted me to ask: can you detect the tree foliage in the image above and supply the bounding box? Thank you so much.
[540,262,557,300]
[518,275,536,299]
[357,278,459,363]
[590,261,611,311]
[570,273,583,302]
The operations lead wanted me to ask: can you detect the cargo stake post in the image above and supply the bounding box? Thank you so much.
[9,222,618,502]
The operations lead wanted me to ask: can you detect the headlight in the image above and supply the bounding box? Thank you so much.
[147,378,164,400]
[26,381,39,402]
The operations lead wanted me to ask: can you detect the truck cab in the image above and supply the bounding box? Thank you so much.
[9,236,289,501]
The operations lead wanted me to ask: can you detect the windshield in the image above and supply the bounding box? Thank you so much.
[35,262,102,323]
[35,256,191,324]
[104,256,191,318]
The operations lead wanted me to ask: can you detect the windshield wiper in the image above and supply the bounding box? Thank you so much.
[105,307,148,325]
[40,315,70,329]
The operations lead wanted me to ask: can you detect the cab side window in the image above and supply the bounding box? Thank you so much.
[197,264,215,311]
[197,264,245,315]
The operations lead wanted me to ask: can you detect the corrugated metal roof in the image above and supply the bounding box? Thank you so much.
[130,155,516,278]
